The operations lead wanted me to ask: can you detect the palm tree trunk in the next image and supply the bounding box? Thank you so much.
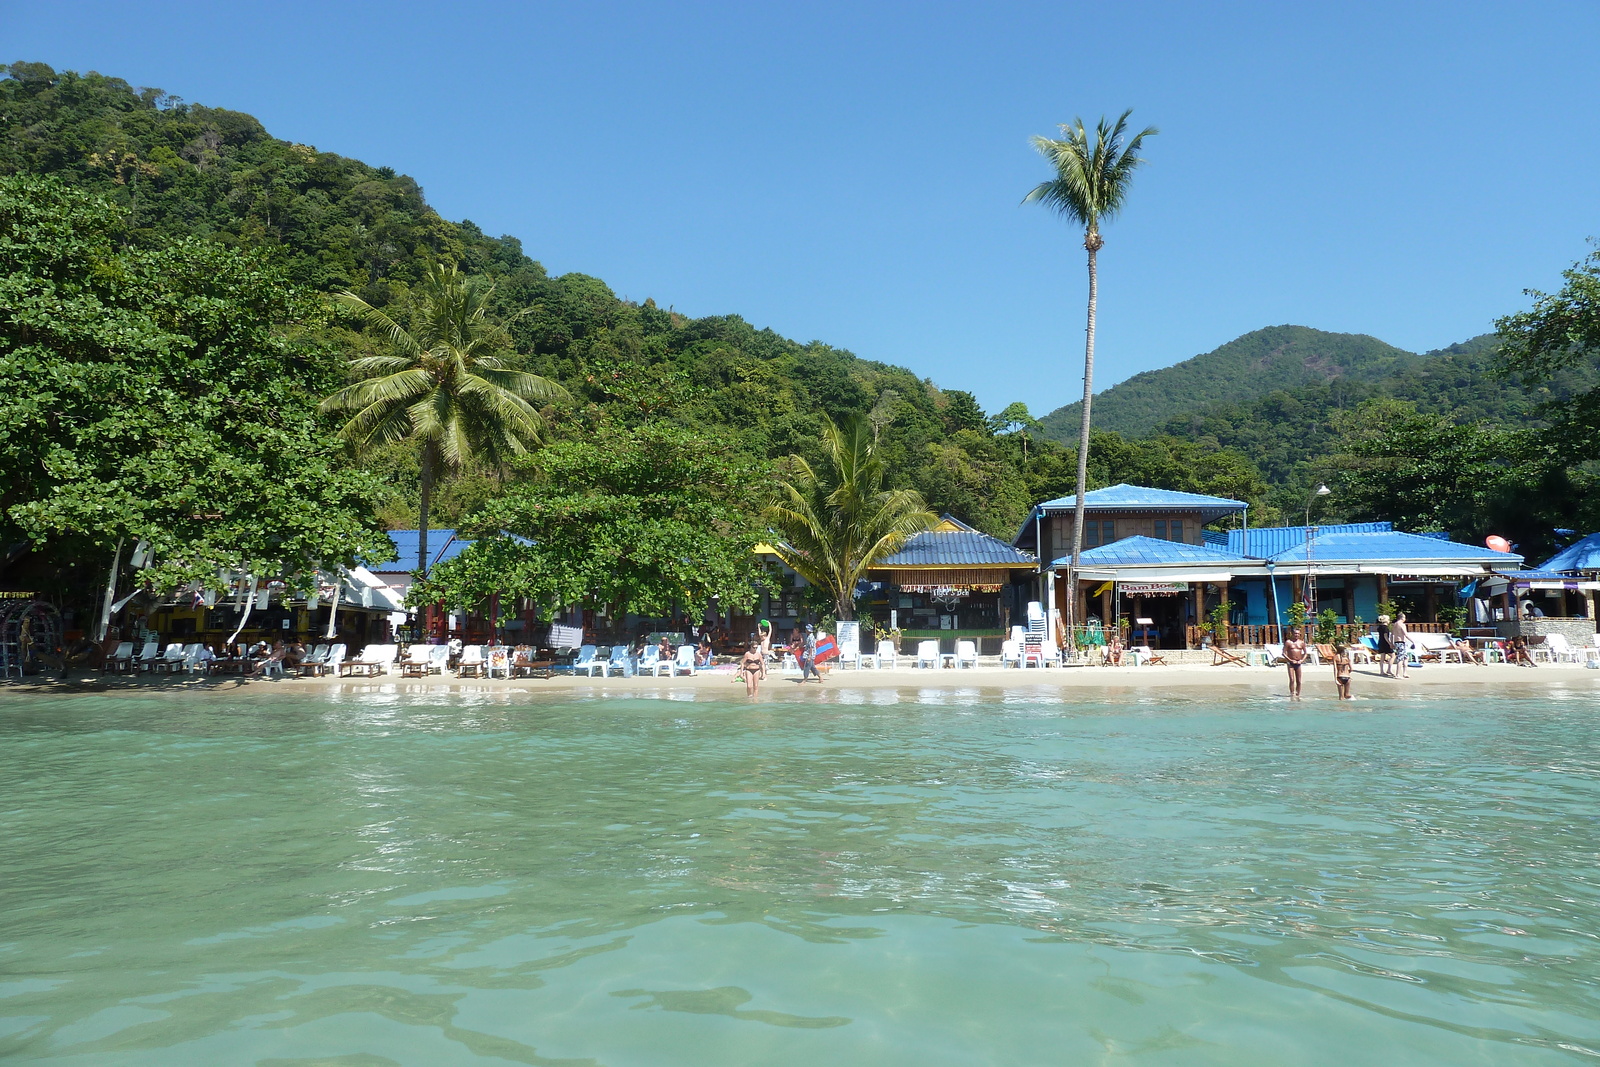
[417,442,434,577]
[1065,237,1100,653]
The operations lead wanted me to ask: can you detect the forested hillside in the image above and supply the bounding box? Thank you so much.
[5,60,1592,561]
[0,60,1275,543]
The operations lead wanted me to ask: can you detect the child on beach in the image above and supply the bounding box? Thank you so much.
[1332,640,1352,700]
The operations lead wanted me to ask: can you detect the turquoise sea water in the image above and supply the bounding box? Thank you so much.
[2,682,1599,1065]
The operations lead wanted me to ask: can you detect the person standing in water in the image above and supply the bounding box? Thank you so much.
[1283,627,1308,698]
[738,643,765,697]
[1332,640,1353,700]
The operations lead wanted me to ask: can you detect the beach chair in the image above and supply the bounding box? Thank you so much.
[342,644,397,677]
[671,645,696,676]
[486,647,512,679]
[177,643,206,673]
[1000,639,1022,668]
[1129,645,1166,666]
[954,640,978,669]
[427,645,450,675]
[1413,632,1463,663]
[151,642,186,673]
[102,641,135,673]
[1211,645,1248,667]
[259,645,287,677]
[1261,643,1286,666]
[572,644,604,677]
[398,644,432,677]
[915,640,940,669]
[875,640,898,670]
[1585,635,1600,668]
[1541,634,1582,664]
[603,645,633,677]
[456,644,486,677]
[296,644,329,676]
[132,640,160,671]
[301,643,344,677]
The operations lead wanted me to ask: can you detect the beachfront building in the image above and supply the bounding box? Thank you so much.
[1014,485,1526,648]
[143,566,404,650]
[1475,533,1600,649]
[859,515,1038,650]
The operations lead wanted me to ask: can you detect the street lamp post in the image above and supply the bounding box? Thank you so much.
[1305,484,1331,620]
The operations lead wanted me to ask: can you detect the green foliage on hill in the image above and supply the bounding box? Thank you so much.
[1,60,1284,548]
[1039,325,1429,439]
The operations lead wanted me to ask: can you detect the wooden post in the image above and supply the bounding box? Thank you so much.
[1219,581,1231,645]
[1424,585,1437,624]
[1586,588,1597,626]
[1191,584,1204,648]
[1100,585,1112,627]
[1377,574,1389,607]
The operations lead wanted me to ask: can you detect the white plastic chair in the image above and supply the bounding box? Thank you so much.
[875,640,898,669]
[916,640,940,668]
[954,640,978,669]
[398,644,431,677]
[151,643,186,673]
[1542,634,1582,664]
[635,647,662,676]
[572,644,604,676]
[486,647,511,679]
[604,645,633,677]
[103,641,135,672]
[457,644,487,677]
[133,640,160,671]
[672,645,696,675]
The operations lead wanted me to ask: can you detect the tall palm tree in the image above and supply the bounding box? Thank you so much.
[321,263,568,576]
[1024,110,1156,643]
[767,415,937,621]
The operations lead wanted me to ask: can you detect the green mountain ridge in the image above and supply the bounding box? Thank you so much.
[1039,325,1451,441]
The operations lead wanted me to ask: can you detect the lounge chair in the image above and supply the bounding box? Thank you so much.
[915,640,940,669]
[634,646,661,677]
[1211,645,1248,667]
[486,647,512,679]
[301,643,345,677]
[603,645,633,677]
[398,644,432,677]
[1129,645,1166,666]
[572,644,604,677]
[1541,634,1582,664]
[150,643,187,674]
[1000,639,1022,668]
[875,640,898,670]
[102,641,135,673]
[341,644,397,677]
[296,644,330,676]
[132,640,160,672]
[1412,632,1463,663]
[1261,643,1286,666]
[259,646,288,677]
[1585,634,1600,668]
[954,640,978,669]
[456,644,486,677]
[671,645,696,676]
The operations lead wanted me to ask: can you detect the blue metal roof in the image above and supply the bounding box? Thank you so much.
[1265,529,1522,563]
[376,529,462,572]
[1036,483,1248,514]
[878,527,1037,568]
[1226,521,1392,556]
[1054,535,1254,568]
[1540,532,1600,572]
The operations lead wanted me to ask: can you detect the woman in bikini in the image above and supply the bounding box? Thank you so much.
[739,643,765,697]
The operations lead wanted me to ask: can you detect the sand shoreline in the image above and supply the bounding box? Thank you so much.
[6,661,1597,699]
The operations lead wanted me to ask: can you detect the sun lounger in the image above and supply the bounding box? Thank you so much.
[875,640,898,669]
[953,640,978,669]
[1541,634,1582,664]
[300,643,345,677]
[915,640,940,668]
[341,644,397,677]
[486,647,512,679]
[1412,632,1463,663]
[456,644,486,677]
[603,645,633,677]
[1129,645,1165,666]
[572,644,604,677]
[102,641,135,673]
[131,640,160,671]
[670,646,696,676]
[1211,645,1248,667]
[150,642,187,674]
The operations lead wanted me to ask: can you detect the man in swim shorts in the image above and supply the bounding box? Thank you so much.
[1283,627,1308,698]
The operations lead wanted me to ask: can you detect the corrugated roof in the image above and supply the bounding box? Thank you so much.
[1036,483,1249,514]
[1227,521,1391,556]
[375,529,462,572]
[1265,529,1522,563]
[877,528,1037,568]
[1540,532,1600,572]
[1054,535,1254,568]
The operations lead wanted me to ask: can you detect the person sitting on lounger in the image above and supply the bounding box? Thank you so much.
[696,633,714,668]
[657,635,674,663]
[1453,637,1485,665]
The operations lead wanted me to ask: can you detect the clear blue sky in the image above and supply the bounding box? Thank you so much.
[8,1,1598,416]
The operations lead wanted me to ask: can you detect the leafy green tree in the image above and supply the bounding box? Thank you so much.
[767,415,937,620]
[1496,248,1600,460]
[0,174,390,599]
[321,263,568,575]
[990,401,1042,457]
[415,420,767,618]
[1025,110,1157,636]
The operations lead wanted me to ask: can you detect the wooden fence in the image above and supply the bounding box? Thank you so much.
[1184,622,1448,648]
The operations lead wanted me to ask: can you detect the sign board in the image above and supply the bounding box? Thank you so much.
[1119,582,1188,596]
